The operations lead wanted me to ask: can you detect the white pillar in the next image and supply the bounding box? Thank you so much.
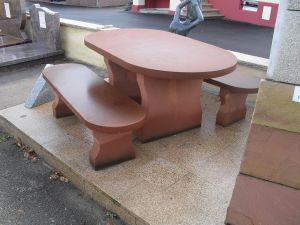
[267,0,300,85]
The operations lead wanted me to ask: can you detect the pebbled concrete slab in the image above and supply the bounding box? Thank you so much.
[0,89,255,225]
[0,59,266,225]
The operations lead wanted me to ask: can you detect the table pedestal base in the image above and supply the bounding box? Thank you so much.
[136,74,202,142]
[105,59,141,102]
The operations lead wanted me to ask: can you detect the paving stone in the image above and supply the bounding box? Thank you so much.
[252,80,300,133]
[240,124,300,190]
[226,174,300,225]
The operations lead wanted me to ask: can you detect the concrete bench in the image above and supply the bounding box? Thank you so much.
[43,63,146,170]
[205,70,260,126]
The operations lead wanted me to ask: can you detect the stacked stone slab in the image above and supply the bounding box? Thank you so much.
[0,0,29,47]
[29,4,61,51]
[0,4,63,67]
[29,0,130,7]
[225,1,300,224]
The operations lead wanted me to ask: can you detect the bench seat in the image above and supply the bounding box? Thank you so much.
[43,63,145,169]
[205,70,260,126]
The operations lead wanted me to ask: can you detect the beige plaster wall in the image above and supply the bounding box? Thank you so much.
[59,19,118,69]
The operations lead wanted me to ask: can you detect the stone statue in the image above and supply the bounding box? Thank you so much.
[169,0,204,36]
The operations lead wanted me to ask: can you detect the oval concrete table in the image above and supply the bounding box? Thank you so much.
[85,29,237,142]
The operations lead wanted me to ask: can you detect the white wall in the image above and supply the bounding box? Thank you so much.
[170,0,181,11]
[133,0,145,5]
[259,0,279,4]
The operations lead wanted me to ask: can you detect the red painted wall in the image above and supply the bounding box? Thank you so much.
[145,0,169,8]
[208,0,278,27]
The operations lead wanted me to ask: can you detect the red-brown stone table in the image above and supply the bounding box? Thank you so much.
[85,29,237,142]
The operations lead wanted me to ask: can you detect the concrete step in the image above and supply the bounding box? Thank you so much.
[202,3,214,9]
[180,2,223,20]
[139,8,169,15]
[203,11,224,19]
[138,3,223,20]
[202,8,220,13]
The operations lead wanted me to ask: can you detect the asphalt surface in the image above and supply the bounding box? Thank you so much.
[0,130,124,225]
[26,1,274,58]
[0,59,123,225]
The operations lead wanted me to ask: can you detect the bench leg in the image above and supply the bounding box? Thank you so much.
[52,95,74,118]
[216,88,248,126]
[89,131,136,170]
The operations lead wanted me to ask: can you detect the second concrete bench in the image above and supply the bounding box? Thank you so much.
[205,70,260,126]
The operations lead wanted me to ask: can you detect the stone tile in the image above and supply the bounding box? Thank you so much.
[226,174,300,225]
[240,124,300,189]
[253,80,300,133]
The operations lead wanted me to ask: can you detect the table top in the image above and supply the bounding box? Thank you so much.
[85,29,237,80]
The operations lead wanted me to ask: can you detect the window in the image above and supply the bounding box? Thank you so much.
[241,0,258,12]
